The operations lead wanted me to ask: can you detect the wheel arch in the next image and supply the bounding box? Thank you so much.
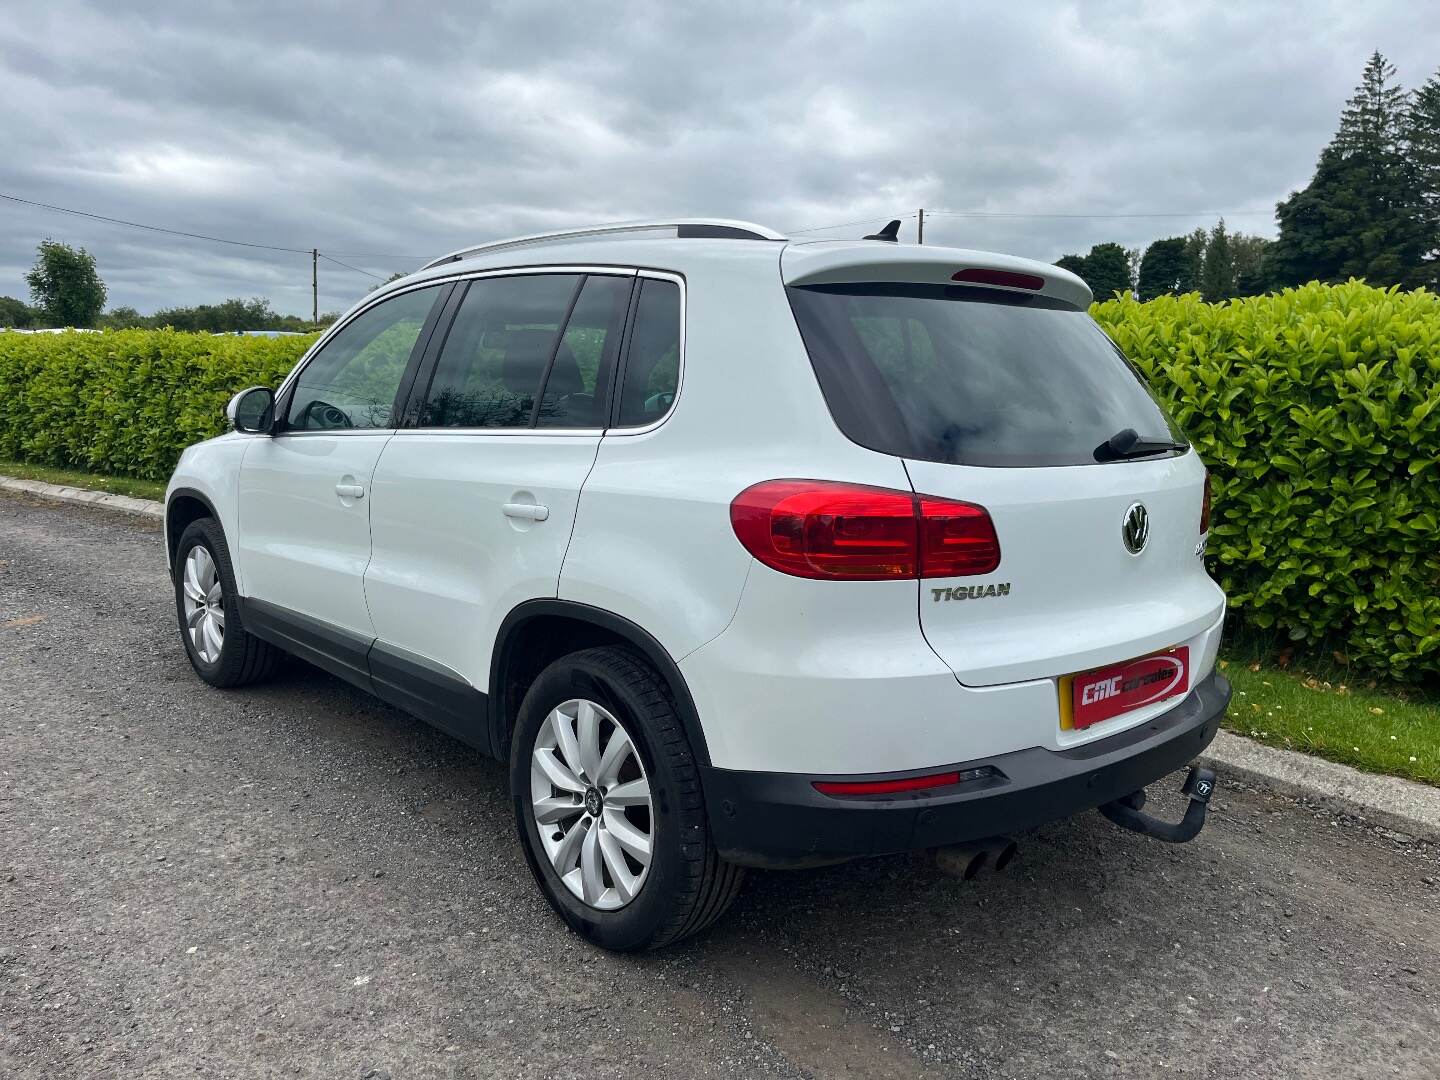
[165,487,221,569]
[488,600,711,766]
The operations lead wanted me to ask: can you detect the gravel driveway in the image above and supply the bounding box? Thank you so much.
[2,491,1436,1079]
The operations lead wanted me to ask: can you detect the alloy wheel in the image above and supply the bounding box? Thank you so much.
[530,698,654,910]
[181,545,225,664]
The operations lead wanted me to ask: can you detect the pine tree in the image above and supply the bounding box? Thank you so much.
[1182,228,1207,293]
[1271,51,1428,288]
[1200,219,1235,301]
[1231,234,1273,296]
[1407,67,1440,285]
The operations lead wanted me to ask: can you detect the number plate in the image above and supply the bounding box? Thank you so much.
[1061,647,1190,731]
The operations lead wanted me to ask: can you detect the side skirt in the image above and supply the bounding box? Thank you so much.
[235,596,490,754]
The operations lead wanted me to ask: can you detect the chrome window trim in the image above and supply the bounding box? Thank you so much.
[274,264,684,439]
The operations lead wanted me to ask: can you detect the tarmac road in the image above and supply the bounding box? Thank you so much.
[2,490,1437,1079]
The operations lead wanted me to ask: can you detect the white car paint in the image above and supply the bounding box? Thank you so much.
[236,431,392,638]
[364,429,602,688]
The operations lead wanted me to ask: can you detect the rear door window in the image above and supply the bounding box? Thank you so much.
[787,282,1183,467]
[615,278,681,428]
[417,274,581,429]
[536,275,633,429]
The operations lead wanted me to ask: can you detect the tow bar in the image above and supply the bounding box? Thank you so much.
[1099,766,1217,843]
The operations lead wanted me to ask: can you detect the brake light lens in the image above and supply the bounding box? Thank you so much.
[1200,472,1211,534]
[951,267,1045,291]
[730,480,1000,580]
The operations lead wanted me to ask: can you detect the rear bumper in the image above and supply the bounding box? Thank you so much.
[700,672,1230,868]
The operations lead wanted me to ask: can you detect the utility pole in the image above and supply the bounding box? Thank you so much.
[311,249,318,324]
[917,208,924,245]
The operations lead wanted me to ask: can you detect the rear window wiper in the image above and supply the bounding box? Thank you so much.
[1094,427,1188,462]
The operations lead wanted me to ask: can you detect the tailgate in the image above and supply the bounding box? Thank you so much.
[908,454,1223,686]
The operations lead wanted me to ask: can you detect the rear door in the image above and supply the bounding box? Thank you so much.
[786,275,1224,691]
[363,270,635,740]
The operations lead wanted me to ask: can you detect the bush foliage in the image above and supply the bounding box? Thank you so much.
[1,280,1436,679]
[1095,281,1440,680]
[0,329,315,484]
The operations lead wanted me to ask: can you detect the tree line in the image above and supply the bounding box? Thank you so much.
[0,240,335,332]
[1058,51,1440,301]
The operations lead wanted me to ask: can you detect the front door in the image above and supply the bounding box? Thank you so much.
[236,284,448,661]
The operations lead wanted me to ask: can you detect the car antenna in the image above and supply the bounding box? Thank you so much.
[862,219,902,242]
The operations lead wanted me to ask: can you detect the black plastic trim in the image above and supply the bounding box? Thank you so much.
[675,224,776,240]
[164,487,221,564]
[369,640,491,753]
[526,275,587,428]
[700,673,1231,868]
[235,596,491,751]
[489,599,711,766]
[399,280,470,427]
[389,281,456,429]
[236,596,374,694]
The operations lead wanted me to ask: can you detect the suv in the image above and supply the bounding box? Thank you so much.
[166,218,1230,950]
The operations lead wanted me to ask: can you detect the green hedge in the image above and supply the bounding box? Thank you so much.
[0,329,316,483]
[1095,282,1440,680]
[1,281,1437,679]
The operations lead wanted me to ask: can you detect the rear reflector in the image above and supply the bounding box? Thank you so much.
[730,480,1001,580]
[813,771,962,796]
[951,267,1045,290]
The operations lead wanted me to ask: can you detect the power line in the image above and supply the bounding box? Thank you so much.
[0,191,427,264]
[317,252,385,280]
[326,249,429,260]
[786,213,918,234]
[925,208,1275,220]
[0,191,313,254]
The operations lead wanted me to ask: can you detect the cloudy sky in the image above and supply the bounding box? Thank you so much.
[2,0,1436,316]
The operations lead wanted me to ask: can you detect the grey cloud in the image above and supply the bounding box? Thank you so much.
[1,0,1436,315]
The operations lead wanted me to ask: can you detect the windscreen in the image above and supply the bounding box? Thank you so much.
[787,282,1184,467]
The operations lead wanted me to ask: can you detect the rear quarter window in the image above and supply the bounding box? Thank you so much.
[787,282,1183,467]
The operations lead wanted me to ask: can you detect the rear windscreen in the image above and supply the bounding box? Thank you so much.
[787,282,1183,468]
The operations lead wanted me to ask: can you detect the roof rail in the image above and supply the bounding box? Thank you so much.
[420,218,787,270]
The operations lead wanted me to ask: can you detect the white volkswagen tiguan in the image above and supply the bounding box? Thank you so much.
[166,219,1230,950]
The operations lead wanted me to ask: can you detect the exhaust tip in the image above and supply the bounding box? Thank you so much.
[990,839,1018,872]
[934,845,990,881]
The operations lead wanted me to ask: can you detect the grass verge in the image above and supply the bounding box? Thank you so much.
[0,458,166,502]
[1219,657,1440,786]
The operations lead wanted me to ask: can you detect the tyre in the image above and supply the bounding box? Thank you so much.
[173,517,282,688]
[510,646,744,950]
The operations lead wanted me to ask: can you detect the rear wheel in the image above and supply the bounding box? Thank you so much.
[510,646,744,950]
[173,518,282,688]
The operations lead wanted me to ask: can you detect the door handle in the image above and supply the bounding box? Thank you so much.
[503,502,549,522]
[335,483,365,499]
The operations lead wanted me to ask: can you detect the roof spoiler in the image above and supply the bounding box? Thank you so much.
[781,244,1093,309]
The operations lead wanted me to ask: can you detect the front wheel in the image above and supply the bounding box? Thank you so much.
[173,518,282,688]
[510,646,744,950]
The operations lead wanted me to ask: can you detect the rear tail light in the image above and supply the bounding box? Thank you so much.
[1200,472,1211,534]
[730,480,1000,581]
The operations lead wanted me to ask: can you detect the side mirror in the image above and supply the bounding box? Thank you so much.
[227,386,275,434]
